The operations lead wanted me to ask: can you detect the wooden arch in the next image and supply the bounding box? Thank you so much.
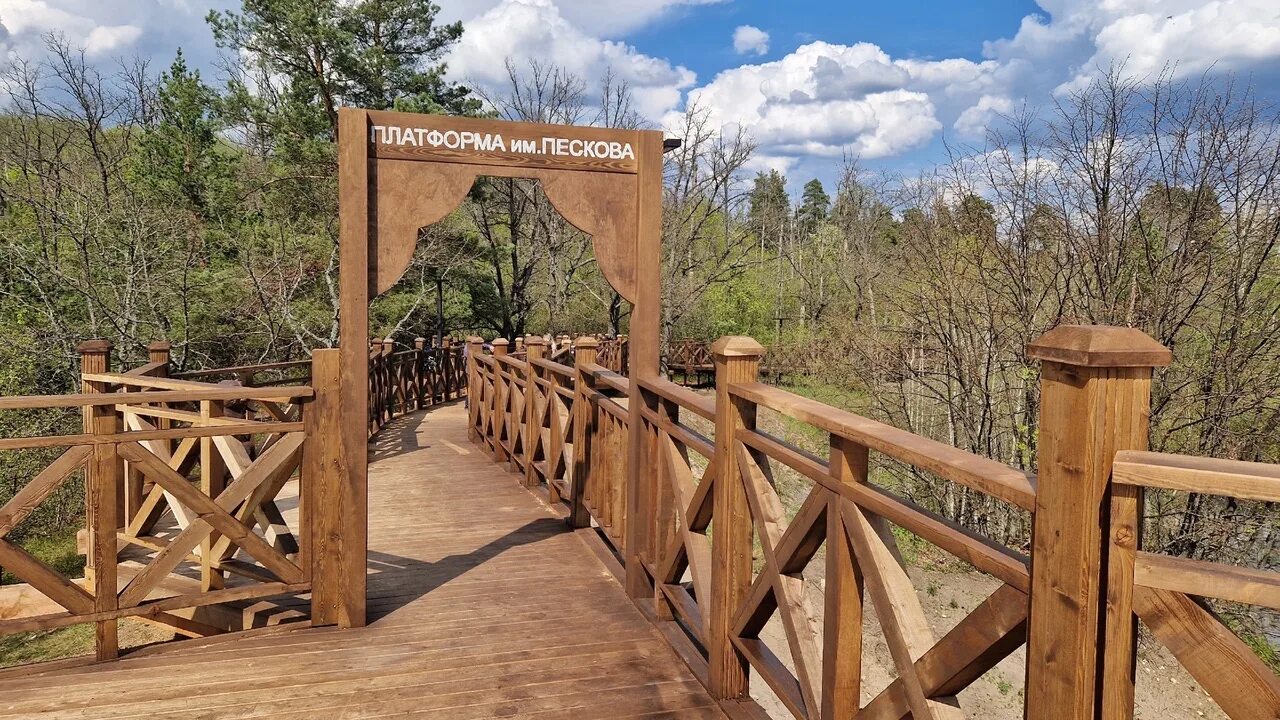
[335,109,664,625]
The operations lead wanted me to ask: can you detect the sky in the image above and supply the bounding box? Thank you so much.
[3,0,1280,191]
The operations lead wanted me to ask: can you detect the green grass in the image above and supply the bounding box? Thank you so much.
[0,529,84,585]
[0,624,95,668]
[1241,631,1280,673]
[0,529,96,667]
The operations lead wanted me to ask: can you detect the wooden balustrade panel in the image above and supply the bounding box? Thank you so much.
[0,374,315,664]
[1107,454,1280,720]
[716,428,1032,720]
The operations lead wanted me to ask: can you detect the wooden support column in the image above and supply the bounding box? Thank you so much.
[546,362,565,505]
[381,339,395,420]
[335,106,369,629]
[492,339,510,463]
[413,337,427,410]
[524,337,546,488]
[466,337,484,439]
[123,341,171,526]
[824,435,866,719]
[1024,325,1170,720]
[79,339,120,661]
[441,337,454,400]
[147,341,172,443]
[305,348,344,626]
[708,336,764,700]
[622,130,665,600]
[569,337,598,528]
[200,398,227,591]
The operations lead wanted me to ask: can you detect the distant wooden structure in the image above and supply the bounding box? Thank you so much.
[665,339,818,387]
[0,108,1275,719]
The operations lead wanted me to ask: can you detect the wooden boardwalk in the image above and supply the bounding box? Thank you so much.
[0,402,726,719]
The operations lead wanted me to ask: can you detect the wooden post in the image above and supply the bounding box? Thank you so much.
[335,106,370,630]
[79,339,119,661]
[441,337,454,400]
[824,435,866,718]
[546,360,565,505]
[200,398,227,591]
[305,349,346,626]
[524,337,546,487]
[569,337,598,528]
[467,337,484,439]
[368,337,382,435]
[1024,325,1171,720]
[492,339,510,463]
[381,338,395,420]
[708,335,764,700]
[127,341,171,525]
[413,337,427,410]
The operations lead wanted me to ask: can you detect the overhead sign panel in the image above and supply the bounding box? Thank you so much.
[364,111,640,174]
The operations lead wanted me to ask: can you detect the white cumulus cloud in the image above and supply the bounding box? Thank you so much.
[84,24,142,56]
[732,25,768,56]
[678,41,994,167]
[447,0,696,119]
[954,94,1015,139]
[0,1,234,70]
[438,0,726,38]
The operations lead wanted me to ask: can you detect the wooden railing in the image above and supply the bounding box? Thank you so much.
[0,341,357,665]
[365,337,465,436]
[468,325,1280,720]
[665,338,818,386]
[1104,451,1280,719]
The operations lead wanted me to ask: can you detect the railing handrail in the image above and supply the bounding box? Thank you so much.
[1113,449,1280,502]
[637,376,715,421]
[173,358,312,378]
[729,381,1037,511]
[0,385,313,411]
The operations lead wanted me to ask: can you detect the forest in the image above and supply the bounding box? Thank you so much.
[0,0,1277,654]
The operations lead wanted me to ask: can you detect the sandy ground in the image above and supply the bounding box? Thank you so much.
[745,555,1227,719]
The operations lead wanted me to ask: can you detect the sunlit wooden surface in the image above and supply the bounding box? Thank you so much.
[0,402,724,720]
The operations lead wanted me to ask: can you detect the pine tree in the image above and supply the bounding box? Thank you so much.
[133,50,231,217]
[796,178,829,235]
[747,170,789,245]
[207,0,478,145]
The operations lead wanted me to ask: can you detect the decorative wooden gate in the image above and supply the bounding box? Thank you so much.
[335,110,667,624]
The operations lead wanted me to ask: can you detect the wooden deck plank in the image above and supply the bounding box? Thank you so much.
[1,403,725,720]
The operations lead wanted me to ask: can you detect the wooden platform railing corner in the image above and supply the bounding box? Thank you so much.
[465,323,1280,720]
[0,334,457,668]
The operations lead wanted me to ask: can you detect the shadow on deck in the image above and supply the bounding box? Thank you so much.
[0,402,725,719]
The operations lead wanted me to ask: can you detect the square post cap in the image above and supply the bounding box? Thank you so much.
[575,336,600,348]
[711,336,766,358]
[1027,325,1172,368]
[77,339,113,354]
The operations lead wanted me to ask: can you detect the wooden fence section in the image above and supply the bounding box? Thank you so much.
[0,342,357,664]
[468,325,1280,720]
[1104,451,1280,719]
[665,339,819,386]
[365,337,465,436]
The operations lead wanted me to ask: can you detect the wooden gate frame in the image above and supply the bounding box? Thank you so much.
[336,108,665,625]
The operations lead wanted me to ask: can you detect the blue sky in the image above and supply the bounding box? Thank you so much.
[3,0,1280,193]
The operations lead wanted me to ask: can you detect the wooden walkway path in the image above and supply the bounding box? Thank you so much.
[0,402,726,719]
